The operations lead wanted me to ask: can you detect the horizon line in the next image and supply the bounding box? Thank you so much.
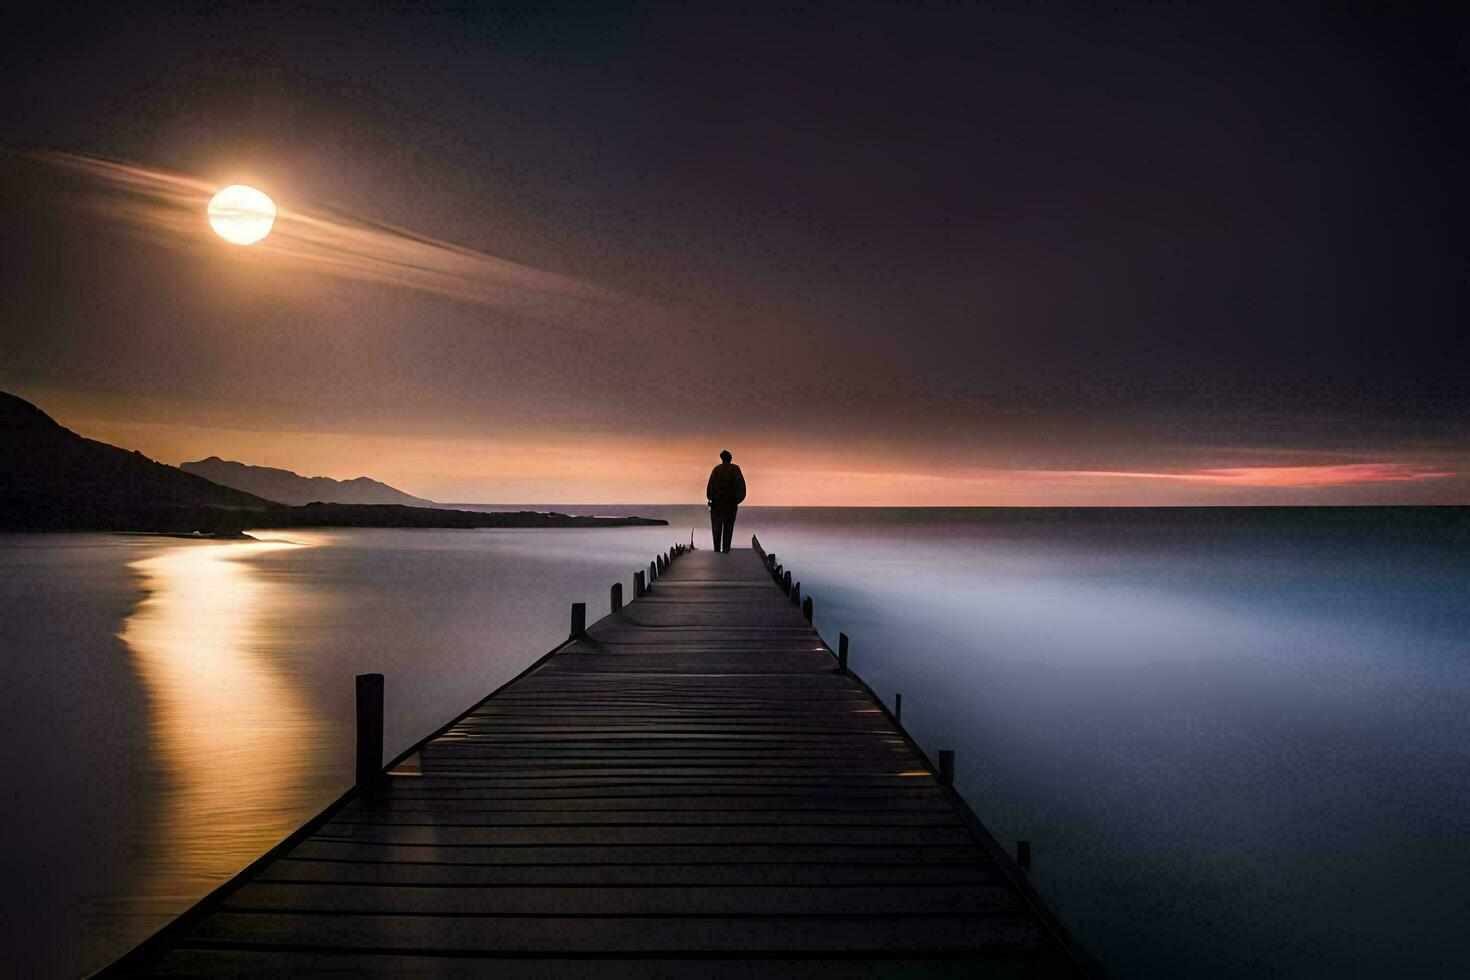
[441,501,1470,510]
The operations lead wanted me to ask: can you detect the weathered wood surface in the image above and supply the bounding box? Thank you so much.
[110,545,1089,977]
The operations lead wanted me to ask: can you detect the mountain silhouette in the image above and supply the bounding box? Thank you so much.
[0,390,270,531]
[0,391,664,532]
[180,456,435,507]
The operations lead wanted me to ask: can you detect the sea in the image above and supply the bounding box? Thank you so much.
[1,506,1466,977]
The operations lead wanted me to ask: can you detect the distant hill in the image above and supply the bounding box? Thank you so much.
[180,456,435,507]
[0,391,271,531]
[0,391,665,532]
[256,502,668,529]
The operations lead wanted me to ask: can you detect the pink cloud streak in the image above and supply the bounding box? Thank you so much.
[1041,463,1457,488]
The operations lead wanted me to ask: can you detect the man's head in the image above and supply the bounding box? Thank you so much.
[720,450,733,463]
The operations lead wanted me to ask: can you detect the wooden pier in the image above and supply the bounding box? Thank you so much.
[107,541,1092,976]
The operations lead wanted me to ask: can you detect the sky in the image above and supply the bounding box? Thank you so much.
[2,2,1466,505]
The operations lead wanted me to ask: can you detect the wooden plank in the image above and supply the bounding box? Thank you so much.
[344,799,957,814]
[305,824,979,847]
[419,745,915,759]
[442,728,894,737]
[369,787,950,799]
[257,858,1006,887]
[332,811,967,827]
[359,784,952,802]
[283,841,996,865]
[223,881,1025,915]
[184,911,1054,953]
[145,949,1066,978]
[424,735,910,747]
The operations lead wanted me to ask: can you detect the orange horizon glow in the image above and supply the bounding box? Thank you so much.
[51,406,1466,508]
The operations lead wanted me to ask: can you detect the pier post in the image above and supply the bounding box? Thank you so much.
[938,749,955,786]
[610,582,623,612]
[782,570,791,595]
[570,602,586,639]
[634,570,646,598]
[802,595,813,622]
[838,633,849,672]
[790,582,800,606]
[649,559,658,584]
[894,692,902,721]
[355,673,385,796]
[1017,840,1032,871]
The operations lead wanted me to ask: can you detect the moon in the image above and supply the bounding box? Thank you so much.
[207,184,276,245]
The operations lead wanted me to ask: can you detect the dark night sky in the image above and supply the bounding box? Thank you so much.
[2,2,1466,503]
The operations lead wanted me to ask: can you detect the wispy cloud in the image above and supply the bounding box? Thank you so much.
[1032,462,1456,487]
[29,150,635,328]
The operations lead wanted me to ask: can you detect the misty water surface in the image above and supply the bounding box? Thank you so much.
[1,507,1466,977]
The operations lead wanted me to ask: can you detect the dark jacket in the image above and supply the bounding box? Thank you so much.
[706,462,747,512]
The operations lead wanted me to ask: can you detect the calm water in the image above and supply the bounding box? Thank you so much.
[1,507,1466,977]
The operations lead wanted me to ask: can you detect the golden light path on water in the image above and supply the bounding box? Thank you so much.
[118,536,321,915]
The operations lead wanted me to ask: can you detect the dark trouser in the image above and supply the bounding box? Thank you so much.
[710,507,737,553]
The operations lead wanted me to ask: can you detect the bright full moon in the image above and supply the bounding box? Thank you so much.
[207,184,276,245]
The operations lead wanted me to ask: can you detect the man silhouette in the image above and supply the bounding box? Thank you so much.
[705,449,746,553]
